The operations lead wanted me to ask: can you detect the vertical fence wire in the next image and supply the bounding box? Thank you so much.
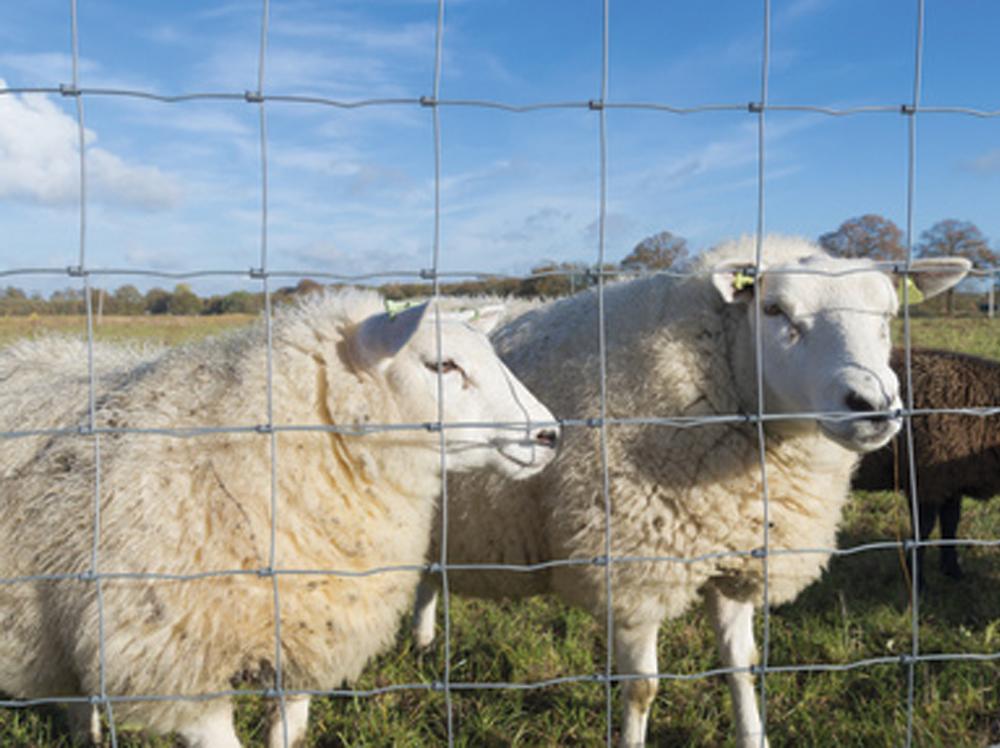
[902,1,927,745]
[251,2,292,745]
[752,1,773,745]
[430,0,455,745]
[69,0,118,744]
[596,1,614,745]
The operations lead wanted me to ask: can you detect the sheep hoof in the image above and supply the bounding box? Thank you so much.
[413,628,437,650]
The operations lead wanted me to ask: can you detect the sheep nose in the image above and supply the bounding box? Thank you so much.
[534,429,559,449]
[844,390,891,421]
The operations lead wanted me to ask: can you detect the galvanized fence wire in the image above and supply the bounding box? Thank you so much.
[751,2,773,744]
[0,0,997,746]
[902,3,927,746]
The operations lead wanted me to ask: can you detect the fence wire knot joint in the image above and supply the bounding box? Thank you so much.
[427,562,443,575]
[900,104,916,115]
[256,566,275,578]
[419,268,437,280]
[255,423,273,435]
[244,90,263,103]
[249,267,267,279]
[66,265,86,278]
[59,83,80,97]
[751,547,768,559]
[588,99,604,111]
[748,101,763,113]
[419,96,436,108]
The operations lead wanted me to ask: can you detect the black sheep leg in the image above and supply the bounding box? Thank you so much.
[907,499,938,591]
[937,495,964,580]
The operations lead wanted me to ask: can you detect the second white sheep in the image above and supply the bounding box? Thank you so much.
[412,236,969,746]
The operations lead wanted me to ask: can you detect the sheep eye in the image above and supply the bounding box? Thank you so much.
[425,359,461,375]
[763,303,785,318]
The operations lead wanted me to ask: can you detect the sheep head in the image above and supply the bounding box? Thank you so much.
[712,250,970,453]
[349,301,559,478]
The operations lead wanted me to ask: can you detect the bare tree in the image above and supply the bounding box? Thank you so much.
[917,219,996,315]
[620,230,689,273]
[818,214,906,261]
[917,219,994,265]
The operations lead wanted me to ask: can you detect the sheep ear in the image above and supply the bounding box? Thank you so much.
[353,302,429,368]
[711,261,760,304]
[894,258,971,304]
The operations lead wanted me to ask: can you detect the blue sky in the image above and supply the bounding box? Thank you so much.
[1,0,998,295]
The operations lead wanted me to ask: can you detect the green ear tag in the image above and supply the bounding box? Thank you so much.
[898,276,925,305]
[385,299,416,319]
[733,271,755,292]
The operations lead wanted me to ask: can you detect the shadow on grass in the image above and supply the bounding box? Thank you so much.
[783,520,1000,633]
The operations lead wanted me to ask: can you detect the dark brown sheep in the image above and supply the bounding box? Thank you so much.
[853,347,1000,586]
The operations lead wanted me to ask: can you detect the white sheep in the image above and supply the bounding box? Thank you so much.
[0,290,559,748]
[411,236,970,747]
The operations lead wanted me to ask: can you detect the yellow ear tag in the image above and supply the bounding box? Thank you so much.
[898,276,924,305]
[385,299,417,319]
[732,271,755,292]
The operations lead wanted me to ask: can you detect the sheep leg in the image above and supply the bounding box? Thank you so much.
[66,703,101,745]
[268,695,310,748]
[705,587,768,748]
[937,495,964,580]
[412,574,440,649]
[614,619,659,747]
[908,499,938,591]
[178,700,242,748]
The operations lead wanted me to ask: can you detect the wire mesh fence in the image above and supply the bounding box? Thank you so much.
[0,0,999,746]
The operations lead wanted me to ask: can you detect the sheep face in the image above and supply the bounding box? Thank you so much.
[713,254,970,453]
[352,302,559,478]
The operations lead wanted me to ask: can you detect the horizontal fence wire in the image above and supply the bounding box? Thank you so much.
[5,84,1000,118]
[0,0,997,746]
[0,259,996,286]
[3,535,1000,590]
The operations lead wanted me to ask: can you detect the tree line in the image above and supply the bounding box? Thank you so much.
[1,215,996,317]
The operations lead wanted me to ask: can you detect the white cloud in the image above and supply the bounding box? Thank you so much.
[963,148,1000,175]
[0,83,182,210]
[777,0,831,24]
[0,52,94,86]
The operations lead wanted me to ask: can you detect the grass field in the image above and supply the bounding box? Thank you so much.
[0,312,998,746]
[0,314,256,348]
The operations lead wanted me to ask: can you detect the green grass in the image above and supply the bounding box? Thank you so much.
[1,314,998,746]
[0,314,255,348]
[896,316,1000,359]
